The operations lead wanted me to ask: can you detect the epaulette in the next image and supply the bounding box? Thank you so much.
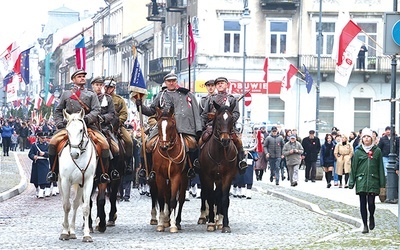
[177,87,190,94]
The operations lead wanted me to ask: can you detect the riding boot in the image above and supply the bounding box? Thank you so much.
[124,157,133,176]
[46,154,58,182]
[238,148,247,175]
[138,168,146,178]
[187,149,198,179]
[100,157,111,183]
[146,152,156,182]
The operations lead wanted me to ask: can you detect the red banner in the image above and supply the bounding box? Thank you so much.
[229,81,267,94]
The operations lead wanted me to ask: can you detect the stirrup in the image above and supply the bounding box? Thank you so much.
[187,168,196,179]
[100,173,111,183]
[238,161,248,175]
[193,159,200,169]
[147,171,156,182]
[110,170,120,180]
[138,169,146,178]
[46,172,57,182]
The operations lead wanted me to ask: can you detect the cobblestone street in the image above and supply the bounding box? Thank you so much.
[0,153,399,249]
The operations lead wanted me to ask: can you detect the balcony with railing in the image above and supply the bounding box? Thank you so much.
[299,55,393,73]
[260,0,300,11]
[166,0,186,12]
[103,34,117,50]
[146,2,166,22]
[149,57,176,83]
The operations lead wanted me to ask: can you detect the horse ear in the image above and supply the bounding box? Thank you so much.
[79,108,85,119]
[213,101,221,111]
[63,109,69,120]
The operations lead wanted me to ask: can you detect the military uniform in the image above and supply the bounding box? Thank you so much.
[47,83,110,182]
[98,93,117,131]
[110,93,133,158]
[199,77,246,173]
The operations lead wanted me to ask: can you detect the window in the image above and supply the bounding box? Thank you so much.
[315,22,335,55]
[224,21,240,53]
[270,22,287,54]
[268,97,285,124]
[354,98,371,131]
[319,97,334,133]
[357,23,377,70]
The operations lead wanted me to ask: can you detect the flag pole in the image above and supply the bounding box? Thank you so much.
[130,46,149,178]
[188,17,191,91]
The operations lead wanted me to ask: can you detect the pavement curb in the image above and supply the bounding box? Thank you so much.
[0,153,27,202]
[256,186,363,229]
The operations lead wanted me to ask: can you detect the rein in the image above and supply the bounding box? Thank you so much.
[157,133,186,179]
[66,118,94,187]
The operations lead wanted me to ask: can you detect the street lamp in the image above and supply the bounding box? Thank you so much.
[240,2,251,126]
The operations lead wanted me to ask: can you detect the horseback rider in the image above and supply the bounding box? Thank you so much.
[46,69,111,183]
[135,72,202,180]
[104,77,134,174]
[91,77,121,180]
[199,76,247,174]
[199,79,216,115]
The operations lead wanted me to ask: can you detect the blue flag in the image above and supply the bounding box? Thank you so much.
[3,71,14,87]
[303,65,313,94]
[129,55,147,98]
[20,48,30,84]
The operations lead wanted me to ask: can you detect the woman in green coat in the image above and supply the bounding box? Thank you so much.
[349,127,386,234]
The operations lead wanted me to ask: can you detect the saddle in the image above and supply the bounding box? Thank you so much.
[102,129,119,156]
[145,134,197,153]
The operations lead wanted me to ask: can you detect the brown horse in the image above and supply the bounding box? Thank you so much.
[198,102,238,233]
[149,106,188,232]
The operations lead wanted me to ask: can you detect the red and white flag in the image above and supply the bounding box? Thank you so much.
[34,94,42,110]
[280,63,298,101]
[263,57,268,82]
[0,41,21,77]
[332,11,362,87]
[75,36,86,70]
[45,94,55,107]
[188,21,196,66]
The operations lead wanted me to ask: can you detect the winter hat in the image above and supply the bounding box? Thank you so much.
[361,127,373,138]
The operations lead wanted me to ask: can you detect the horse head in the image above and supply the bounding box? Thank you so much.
[156,105,176,151]
[212,101,234,147]
[63,108,88,159]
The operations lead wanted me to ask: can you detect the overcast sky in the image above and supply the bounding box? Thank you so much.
[0,0,106,50]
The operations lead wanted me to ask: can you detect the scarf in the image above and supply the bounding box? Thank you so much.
[362,144,373,153]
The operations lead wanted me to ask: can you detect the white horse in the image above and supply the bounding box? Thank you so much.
[58,109,97,242]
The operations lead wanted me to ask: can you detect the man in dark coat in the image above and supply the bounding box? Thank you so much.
[29,132,50,198]
[301,130,321,182]
[135,72,202,180]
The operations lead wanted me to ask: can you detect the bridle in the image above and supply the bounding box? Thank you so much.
[66,117,93,187]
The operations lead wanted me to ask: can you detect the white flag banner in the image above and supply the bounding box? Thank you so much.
[334,39,363,86]
[6,75,19,102]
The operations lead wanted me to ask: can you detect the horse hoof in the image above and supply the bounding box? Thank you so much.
[59,234,69,241]
[207,223,216,232]
[156,225,165,232]
[221,226,231,233]
[106,220,116,227]
[217,224,223,230]
[68,233,77,239]
[163,221,171,228]
[82,236,93,242]
[150,219,158,225]
[197,218,207,224]
[97,225,107,233]
[170,226,178,233]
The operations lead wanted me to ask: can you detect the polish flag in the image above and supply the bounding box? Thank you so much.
[332,11,362,87]
[45,94,55,107]
[263,57,268,82]
[34,94,42,110]
[280,63,298,102]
